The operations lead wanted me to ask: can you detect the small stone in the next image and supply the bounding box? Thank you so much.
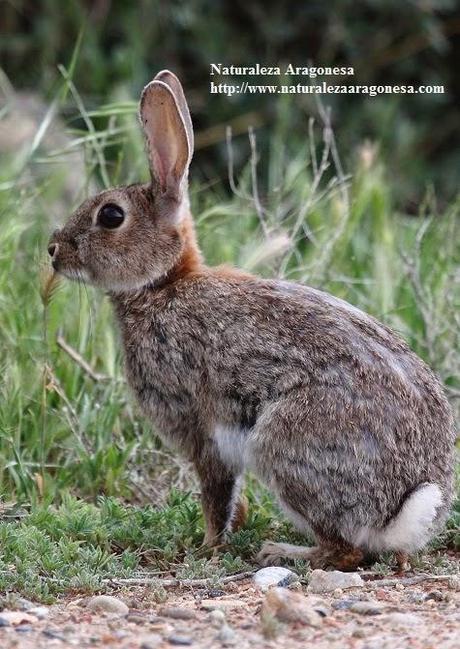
[350,601,383,616]
[375,588,392,601]
[331,599,356,611]
[0,612,37,626]
[406,591,426,604]
[253,567,298,592]
[204,589,225,598]
[15,625,33,633]
[383,612,423,628]
[447,576,460,591]
[42,629,67,641]
[29,606,49,620]
[311,600,330,617]
[308,569,364,594]
[140,634,162,649]
[158,607,196,620]
[127,613,149,624]
[352,628,367,638]
[15,598,35,611]
[426,590,444,602]
[209,609,226,628]
[262,587,323,627]
[332,588,343,597]
[168,635,193,645]
[216,624,238,646]
[87,595,129,616]
[395,582,405,591]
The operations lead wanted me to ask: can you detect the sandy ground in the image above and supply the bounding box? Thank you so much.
[1,565,459,649]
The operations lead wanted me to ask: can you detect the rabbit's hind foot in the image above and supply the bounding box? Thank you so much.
[257,540,365,571]
[257,541,319,567]
[395,551,411,573]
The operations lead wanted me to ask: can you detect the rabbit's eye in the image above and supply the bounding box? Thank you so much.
[97,203,125,229]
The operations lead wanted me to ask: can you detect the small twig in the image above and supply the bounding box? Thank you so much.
[56,333,109,382]
[248,126,270,238]
[44,363,92,453]
[364,573,454,588]
[308,116,318,177]
[102,570,255,588]
[225,126,244,198]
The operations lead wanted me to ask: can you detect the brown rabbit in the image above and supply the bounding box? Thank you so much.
[48,70,456,571]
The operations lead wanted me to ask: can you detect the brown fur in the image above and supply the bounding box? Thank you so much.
[49,71,456,569]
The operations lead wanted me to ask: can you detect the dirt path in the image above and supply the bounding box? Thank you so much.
[1,567,459,648]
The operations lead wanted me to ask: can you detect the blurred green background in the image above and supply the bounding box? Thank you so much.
[0,0,458,598]
[2,0,460,207]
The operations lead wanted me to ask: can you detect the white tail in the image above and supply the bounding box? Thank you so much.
[354,483,443,553]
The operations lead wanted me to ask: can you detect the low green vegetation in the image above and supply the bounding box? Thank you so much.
[0,71,458,600]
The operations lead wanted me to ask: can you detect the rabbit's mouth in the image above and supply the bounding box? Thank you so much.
[51,260,90,284]
[58,266,90,283]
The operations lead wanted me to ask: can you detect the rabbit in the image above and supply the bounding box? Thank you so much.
[48,70,456,571]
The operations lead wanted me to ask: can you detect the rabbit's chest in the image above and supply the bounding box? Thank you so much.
[212,425,250,472]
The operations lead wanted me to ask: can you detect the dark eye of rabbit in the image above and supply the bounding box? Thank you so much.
[97,203,125,229]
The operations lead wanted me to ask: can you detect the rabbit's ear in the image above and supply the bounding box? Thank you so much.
[139,78,192,197]
[154,70,194,153]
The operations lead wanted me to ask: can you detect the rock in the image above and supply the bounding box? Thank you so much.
[308,569,364,594]
[29,606,49,619]
[87,595,129,616]
[168,635,193,645]
[0,611,37,626]
[349,601,383,615]
[158,606,196,620]
[382,612,423,628]
[140,635,163,649]
[253,567,298,592]
[15,625,33,633]
[209,609,226,628]
[261,587,323,627]
[216,624,238,646]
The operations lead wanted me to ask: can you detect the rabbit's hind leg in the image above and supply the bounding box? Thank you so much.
[257,540,365,571]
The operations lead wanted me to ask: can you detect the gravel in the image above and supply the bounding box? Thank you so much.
[1,562,459,649]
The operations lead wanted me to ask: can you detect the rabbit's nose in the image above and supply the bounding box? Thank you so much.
[48,243,59,258]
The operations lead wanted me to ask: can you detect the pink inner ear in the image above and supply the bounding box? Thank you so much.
[140,81,190,195]
[150,143,167,190]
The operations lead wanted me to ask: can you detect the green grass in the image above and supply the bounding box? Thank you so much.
[0,75,458,600]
